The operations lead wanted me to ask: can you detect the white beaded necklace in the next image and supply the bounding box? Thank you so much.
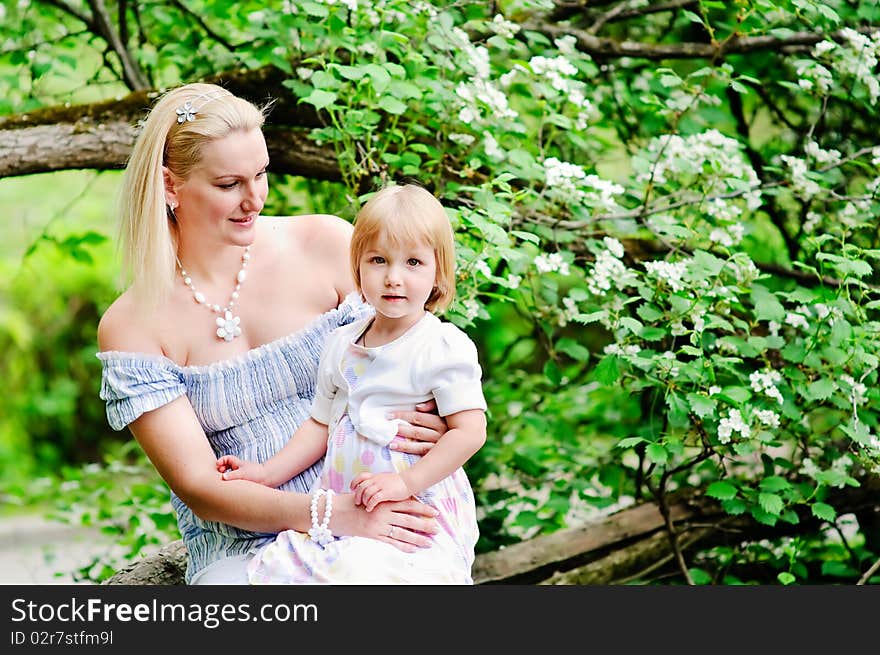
[177,246,250,342]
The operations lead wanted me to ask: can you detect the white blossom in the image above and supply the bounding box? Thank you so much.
[718,408,751,444]
[449,132,475,146]
[603,236,624,258]
[604,343,641,356]
[490,14,520,39]
[534,252,570,276]
[841,374,868,405]
[484,132,504,160]
[644,260,688,292]
[750,370,784,405]
[784,311,810,331]
[463,298,481,321]
[474,260,492,278]
[755,409,781,428]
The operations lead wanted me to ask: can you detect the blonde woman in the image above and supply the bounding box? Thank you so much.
[97,84,446,584]
[217,184,487,584]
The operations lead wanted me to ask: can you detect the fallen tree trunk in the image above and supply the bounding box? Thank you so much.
[106,478,879,584]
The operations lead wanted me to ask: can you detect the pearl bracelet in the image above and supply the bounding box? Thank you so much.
[308,488,334,546]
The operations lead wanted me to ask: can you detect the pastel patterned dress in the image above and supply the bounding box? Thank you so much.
[97,293,372,584]
[247,314,484,584]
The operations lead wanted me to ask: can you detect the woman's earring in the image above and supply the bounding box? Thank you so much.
[167,202,178,222]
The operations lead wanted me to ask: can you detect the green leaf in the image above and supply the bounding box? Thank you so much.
[750,505,778,526]
[332,64,366,81]
[636,303,663,322]
[301,89,337,110]
[758,492,784,516]
[840,419,872,446]
[803,378,836,401]
[722,498,747,515]
[573,311,607,324]
[301,2,329,17]
[619,317,643,335]
[645,443,668,465]
[364,63,392,92]
[689,567,712,585]
[777,572,796,585]
[751,284,785,322]
[511,230,541,245]
[706,480,738,500]
[616,436,645,449]
[665,393,690,428]
[759,476,791,493]
[543,359,562,385]
[686,393,716,418]
[718,386,751,404]
[378,96,408,115]
[811,502,836,522]
[556,338,591,362]
[821,561,857,578]
[593,355,620,385]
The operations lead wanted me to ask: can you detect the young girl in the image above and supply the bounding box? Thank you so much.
[216,183,487,584]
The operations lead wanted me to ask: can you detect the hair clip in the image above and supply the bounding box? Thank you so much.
[176,101,197,123]
[174,90,231,124]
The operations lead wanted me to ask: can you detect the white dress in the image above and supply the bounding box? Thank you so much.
[247,312,486,584]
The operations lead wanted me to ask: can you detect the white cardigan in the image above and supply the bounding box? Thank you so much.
[310,312,487,446]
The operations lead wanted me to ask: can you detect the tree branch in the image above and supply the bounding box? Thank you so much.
[168,0,246,51]
[0,66,332,179]
[527,21,880,60]
[590,0,699,34]
[85,0,149,90]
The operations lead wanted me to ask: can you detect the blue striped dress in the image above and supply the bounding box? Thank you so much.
[97,293,372,583]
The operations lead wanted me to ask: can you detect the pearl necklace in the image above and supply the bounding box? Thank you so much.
[177,246,250,342]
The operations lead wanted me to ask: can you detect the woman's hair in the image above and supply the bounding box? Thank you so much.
[350,183,456,313]
[118,82,266,308]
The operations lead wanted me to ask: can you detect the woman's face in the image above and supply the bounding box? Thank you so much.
[167,128,269,248]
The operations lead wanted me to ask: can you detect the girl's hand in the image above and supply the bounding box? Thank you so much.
[389,399,448,455]
[351,472,410,512]
[216,455,269,485]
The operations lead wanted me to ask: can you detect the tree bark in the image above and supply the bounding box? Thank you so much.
[0,66,339,180]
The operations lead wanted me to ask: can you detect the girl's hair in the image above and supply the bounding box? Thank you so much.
[118,82,266,308]
[350,183,456,313]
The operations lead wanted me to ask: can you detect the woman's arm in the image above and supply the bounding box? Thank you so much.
[353,408,486,511]
[128,398,437,548]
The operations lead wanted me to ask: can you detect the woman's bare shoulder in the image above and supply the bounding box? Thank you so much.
[257,214,350,251]
[291,213,353,244]
[97,290,162,355]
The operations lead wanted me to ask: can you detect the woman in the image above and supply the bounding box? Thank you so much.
[97,82,444,584]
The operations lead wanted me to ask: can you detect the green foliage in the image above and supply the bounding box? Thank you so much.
[7,442,177,583]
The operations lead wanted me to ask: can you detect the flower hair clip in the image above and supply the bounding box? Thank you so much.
[174,90,231,124]
[176,101,197,123]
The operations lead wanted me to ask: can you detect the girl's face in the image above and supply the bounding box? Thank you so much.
[359,236,437,324]
[166,128,269,248]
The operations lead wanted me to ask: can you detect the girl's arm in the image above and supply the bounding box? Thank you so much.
[128,396,437,548]
[353,408,486,511]
[217,418,328,487]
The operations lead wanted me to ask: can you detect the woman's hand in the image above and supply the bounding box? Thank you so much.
[389,399,448,455]
[331,494,438,553]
